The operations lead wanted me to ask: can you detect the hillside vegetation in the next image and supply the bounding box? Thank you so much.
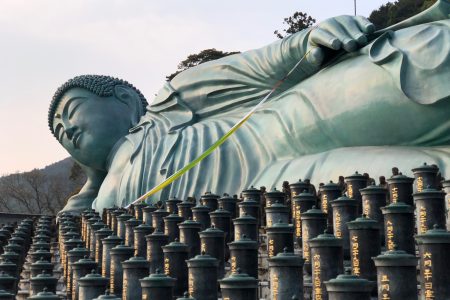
[0,158,85,214]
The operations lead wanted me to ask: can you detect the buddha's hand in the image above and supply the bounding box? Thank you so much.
[57,189,97,216]
[305,15,375,66]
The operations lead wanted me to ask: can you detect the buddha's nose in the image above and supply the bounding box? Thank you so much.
[65,126,77,140]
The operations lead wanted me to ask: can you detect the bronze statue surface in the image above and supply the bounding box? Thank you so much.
[49,1,450,213]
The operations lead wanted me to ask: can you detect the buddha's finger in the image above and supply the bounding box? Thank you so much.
[320,19,357,52]
[337,17,368,45]
[354,16,376,34]
[309,28,341,50]
[306,46,324,66]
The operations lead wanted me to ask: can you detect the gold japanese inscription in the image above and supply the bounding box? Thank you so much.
[380,274,391,300]
[71,274,77,296]
[419,206,428,234]
[313,254,322,300]
[391,187,399,203]
[235,229,240,240]
[363,199,370,217]
[134,239,139,256]
[386,220,395,251]
[188,270,194,296]
[110,262,115,292]
[201,242,207,253]
[164,257,170,275]
[351,234,360,276]
[272,273,279,300]
[147,246,151,261]
[417,176,424,193]
[102,252,107,277]
[303,230,310,262]
[96,242,100,262]
[422,252,434,300]
[123,272,128,297]
[348,184,354,199]
[231,256,237,273]
[268,239,275,257]
[335,212,342,238]
[295,203,301,238]
[321,194,328,214]
[67,265,71,291]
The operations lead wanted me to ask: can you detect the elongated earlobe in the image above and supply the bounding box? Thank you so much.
[114,85,143,126]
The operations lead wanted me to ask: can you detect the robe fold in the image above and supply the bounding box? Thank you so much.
[93,16,450,211]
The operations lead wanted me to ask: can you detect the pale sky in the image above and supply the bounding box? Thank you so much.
[0,0,389,175]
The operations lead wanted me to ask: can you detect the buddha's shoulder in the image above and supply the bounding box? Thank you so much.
[106,119,162,173]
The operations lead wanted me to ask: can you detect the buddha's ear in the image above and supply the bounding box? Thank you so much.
[114,85,144,126]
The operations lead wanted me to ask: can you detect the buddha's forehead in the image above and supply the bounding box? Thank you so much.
[52,88,94,132]
[54,88,92,115]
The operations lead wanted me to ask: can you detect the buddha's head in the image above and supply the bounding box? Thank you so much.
[49,75,148,171]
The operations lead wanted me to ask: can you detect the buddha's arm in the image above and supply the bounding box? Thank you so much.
[59,164,107,214]
[170,30,315,99]
[234,15,376,87]
[167,16,375,113]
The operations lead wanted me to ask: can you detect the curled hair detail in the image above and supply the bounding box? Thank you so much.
[48,74,148,136]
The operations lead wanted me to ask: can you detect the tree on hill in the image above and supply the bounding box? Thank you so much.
[166,48,240,81]
[274,11,316,39]
[0,159,85,215]
[368,2,394,29]
[369,0,437,29]
[0,169,61,214]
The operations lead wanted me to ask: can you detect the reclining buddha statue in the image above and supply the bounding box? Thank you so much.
[49,1,450,213]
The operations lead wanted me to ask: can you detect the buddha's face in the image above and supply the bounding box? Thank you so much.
[52,88,133,170]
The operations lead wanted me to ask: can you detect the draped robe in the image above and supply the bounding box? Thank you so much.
[93,17,450,211]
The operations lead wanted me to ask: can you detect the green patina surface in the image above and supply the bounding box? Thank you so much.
[49,1,450,213]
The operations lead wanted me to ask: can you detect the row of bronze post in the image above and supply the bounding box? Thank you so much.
[0,215,61,299]
[56,161,450,300]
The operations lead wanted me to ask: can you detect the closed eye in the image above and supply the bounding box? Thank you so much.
[68,99,86,119]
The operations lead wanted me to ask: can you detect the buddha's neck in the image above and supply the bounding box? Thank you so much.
[105,136,128,172]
